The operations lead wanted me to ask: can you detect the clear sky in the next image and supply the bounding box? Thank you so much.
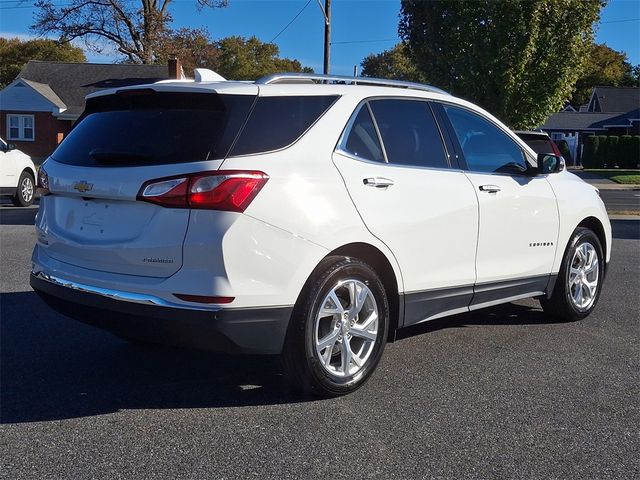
[1,0,639,75]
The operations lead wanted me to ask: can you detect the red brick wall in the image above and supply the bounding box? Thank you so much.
[0,111,73,160]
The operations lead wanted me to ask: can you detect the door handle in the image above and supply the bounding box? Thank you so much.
[479,184,501,193]
[363,177,394,188]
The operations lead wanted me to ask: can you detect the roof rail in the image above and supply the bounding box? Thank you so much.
[255,72,449,95]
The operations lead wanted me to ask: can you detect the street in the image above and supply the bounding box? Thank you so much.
[599,190,640,215]
[1,203,638,479]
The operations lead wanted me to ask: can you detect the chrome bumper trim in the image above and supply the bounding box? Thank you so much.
[31,270,221,312]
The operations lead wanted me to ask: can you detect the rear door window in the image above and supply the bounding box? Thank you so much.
[368,99,449,169]
[52,92,255,167]
[230,95,338,156]
[341,105,384,162]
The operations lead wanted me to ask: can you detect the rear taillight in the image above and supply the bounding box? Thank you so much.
[137,171,268,212]
[550,140,563,158]
[37,165,50,196]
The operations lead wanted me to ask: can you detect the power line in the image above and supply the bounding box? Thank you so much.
[600,18,640,24]
[269,0,312,43]
[331,38,397,45]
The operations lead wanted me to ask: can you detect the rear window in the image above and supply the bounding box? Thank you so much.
[52,92,254,167]
[517,136,555,155]
[230,96,338,156]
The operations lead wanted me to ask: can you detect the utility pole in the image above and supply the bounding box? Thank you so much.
[318,0,331,74]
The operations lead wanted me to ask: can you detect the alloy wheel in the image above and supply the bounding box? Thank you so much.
[567,242,599,312]
[21,176,34,202]
[314,279,379,378]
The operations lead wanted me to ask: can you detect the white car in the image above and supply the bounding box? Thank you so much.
[0,138,37,206]
[30,72,611,396]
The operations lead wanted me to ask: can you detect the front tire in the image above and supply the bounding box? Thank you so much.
[540,227,604,322]
[12,171,35,207]
[282,256,389,397]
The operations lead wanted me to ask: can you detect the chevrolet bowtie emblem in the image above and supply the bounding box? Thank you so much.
[73,181,93,193]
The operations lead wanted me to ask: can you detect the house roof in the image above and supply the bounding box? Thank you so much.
[540,109,640,131]
[19,79,66,109]
[17,60,169,116]
[588,86,640,113]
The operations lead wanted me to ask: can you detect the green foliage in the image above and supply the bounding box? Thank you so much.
[399,0,605,129]
[361,44,426,82]
[571,43,637,106]
[156,28,220,77]
[216,36,312,80]
[557,139,573,164]
[156,31,312,79]
[0,37,86,88]
[627,137,640,169]
[595,135,608,168]
[618,136,633,169]
[607,136,619,167]
[581,136,597,168]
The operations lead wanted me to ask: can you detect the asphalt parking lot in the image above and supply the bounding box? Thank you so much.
[1,205,638,479]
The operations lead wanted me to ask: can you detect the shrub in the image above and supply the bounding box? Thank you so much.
[629,136,640,169]
[595,135,609,168]
[607,136,619,167]
[581,135,597,167]
[557,139,573,164]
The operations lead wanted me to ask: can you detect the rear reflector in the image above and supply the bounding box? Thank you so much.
[138,170,268,212]
[173,294,234,304]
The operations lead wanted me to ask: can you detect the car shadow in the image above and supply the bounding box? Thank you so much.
[611,219,640,240]
[0,200,38,226]
[2,290,570,424]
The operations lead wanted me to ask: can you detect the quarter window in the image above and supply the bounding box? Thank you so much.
[342,105,384,162]
[230,95,338,156]
[443,105,527,174]
[369,99,448,169]
[7,114,34,141]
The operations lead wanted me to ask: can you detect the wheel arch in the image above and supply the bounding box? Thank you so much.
[328,242,401,342]
[577,216,607,265]
[20,166,36,180]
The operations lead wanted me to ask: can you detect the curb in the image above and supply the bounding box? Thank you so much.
[592,184,640,191]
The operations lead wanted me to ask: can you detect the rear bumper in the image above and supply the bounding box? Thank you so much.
[30,272,292,355]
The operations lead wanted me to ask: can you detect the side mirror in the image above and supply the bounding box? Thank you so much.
[537,153,565,175]
[7,143,16,151]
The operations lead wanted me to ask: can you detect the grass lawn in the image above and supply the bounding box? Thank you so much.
[583,169,640,185]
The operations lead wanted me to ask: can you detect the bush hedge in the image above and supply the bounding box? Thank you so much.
[581,134,640,168]
[557,139,573,164]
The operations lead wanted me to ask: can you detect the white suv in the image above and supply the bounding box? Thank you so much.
[0,138,37,207]
[30,72,611,396]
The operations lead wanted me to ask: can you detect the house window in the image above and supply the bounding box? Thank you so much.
[7,114,35,141]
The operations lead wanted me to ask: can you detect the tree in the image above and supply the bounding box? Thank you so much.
[571,43,637,106]
[215,36,313,80]
[0,37,86,88]
[156,28,220,76]
[32,0,227,64]
[399,0,605,129]
[361,43,425,83]
[157,32,312,79]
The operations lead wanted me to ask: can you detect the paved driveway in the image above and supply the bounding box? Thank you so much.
[1,209,638,479]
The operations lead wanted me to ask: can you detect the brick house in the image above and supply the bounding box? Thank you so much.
[0,59,183,160]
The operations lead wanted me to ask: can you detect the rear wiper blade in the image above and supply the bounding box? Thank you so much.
[89,149,152,163]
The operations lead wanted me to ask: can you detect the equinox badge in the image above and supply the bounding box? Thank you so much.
[73,181,93,193]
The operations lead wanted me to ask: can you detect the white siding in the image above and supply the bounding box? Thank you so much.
[0,81,61,113]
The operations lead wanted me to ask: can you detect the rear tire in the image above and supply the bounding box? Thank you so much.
[540,227,604,322]
[282,256,389,397]
[12,171,35,207]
